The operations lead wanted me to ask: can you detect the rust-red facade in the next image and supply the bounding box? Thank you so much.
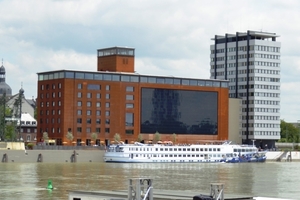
[37,47,229,145]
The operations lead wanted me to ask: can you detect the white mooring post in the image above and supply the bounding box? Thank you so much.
[210,183,224,200]
[128,178,153,200]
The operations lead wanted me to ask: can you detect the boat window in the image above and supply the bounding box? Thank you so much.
[160,148,163,151]
[200,148,203,151]
[174,155,177,157]
[213,148,216,151]
[217,148,220,151]
[169,148,173,151]
[155,148,158,151]
[192,155,195,157]
[187,155,190,157]
[200,154,203,157]
[165,148,168,151]
[209,148,212,151]
[196,155,199,157]
[170,155,173,157]
[178,148,182,151]
[136,154,138,157]
[178,155,182,157]
[183,148,186,151]
[196,148,199,151]
[187,148,190,151]
[136,148,138,151]
[153,154,157,157]
[205,148,207,151]
[174,148,177,151]
[183,155,186,157]
[165,155,168,157]
[161,155,164,157]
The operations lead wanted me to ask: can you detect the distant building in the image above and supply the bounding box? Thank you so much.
[37,47,229,146]
[0,63,12,97]
[210,30,281,147]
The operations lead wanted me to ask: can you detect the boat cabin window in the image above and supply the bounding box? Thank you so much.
[196,148,199,151]
[155,148,158,151]
[217,148,220,151]
[165,148,168,151]
[160,148,163,151]
[213,148,216,151]
[209,148,212,151]
[169,155,173,157]
[174,155,177,157]
[187,148,190,151]
[183,148,186,151]
[178,155,182,157]
[183,155,186,157]
[169,148,173,151]
[205,148,208,151]
[191,148,195,151]
[174,148,177,151]
[200,148,203,151]
[178,148,182,151]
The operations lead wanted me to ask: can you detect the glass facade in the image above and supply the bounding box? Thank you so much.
[141,88,218,134]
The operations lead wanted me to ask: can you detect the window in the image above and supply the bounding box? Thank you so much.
[126,130,134,134]
[87,118,91,124]
[126,103,134,108]
[105,119,110,124]
[96,110,101,116]
[105,128,110,133]
[77,110,82,115]
[106,102,110,108]
[78,92,82,98]
[77,118,82,124]
[96,128,100,133]
[105,111,110,117]
[126,95,134,100]
[96,102,101,107]
[96,119,101,124]
[86,128,91,133]
[77,127,82,132]
[87,110,91,115]
[77,101,82,107]
[87,93,92,98]
[87,102,91,107]
[106,94,110,99]
[78,83,82,89]
[126,113,134,127]
[97,93,101,99]
[106,85,110,91]
[126,86,134,92]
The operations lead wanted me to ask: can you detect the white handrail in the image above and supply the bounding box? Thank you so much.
[142,186,153,200]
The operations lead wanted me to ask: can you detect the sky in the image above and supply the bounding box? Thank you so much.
[0,0,299,122]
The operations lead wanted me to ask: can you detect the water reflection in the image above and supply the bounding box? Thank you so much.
[0,162,299,200]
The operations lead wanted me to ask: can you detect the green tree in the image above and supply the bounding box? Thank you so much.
[172,133,177,144]
[280,120,299,143]
[5,123,16,141]
[154,131,161,143]
[137,134,143,142]
[91,132,98,144]
[43,132,49,142]
[66,131,74,144]
[114,133,121,143]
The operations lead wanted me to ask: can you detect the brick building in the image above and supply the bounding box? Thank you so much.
[37,47,229,146]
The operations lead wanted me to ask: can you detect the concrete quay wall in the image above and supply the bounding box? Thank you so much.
[0,150,105,163]
[0,150,299,163]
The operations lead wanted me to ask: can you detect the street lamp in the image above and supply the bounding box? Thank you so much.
[18,88,24,142]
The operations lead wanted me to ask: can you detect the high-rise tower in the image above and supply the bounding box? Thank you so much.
[210,30,281,147]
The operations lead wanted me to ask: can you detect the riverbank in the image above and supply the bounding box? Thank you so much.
[0,149,105,163]
[0,149,299,163]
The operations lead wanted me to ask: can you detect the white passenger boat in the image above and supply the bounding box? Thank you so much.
[103,141,266,163]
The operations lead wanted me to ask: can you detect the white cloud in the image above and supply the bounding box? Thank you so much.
[0,0,299,121]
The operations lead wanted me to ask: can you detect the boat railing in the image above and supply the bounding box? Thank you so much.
[142,186,153,200]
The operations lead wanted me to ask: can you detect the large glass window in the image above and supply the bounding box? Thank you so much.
[141,88,218,134]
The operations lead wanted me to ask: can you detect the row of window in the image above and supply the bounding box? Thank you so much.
[241,100,280,105]
[242,115,280,121]
[40,92,62,99]
[40,83,62,90]
[228,77,280,83]
[39,72,227,88]
[211,45,280,54]
[77,110,110,116]
[244,131,280,136]
[243,123,280,128]
[241,107,280,113]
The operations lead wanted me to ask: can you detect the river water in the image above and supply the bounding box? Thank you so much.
[0,162,299,200]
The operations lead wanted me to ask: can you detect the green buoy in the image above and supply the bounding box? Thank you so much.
[47,180,53,190]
